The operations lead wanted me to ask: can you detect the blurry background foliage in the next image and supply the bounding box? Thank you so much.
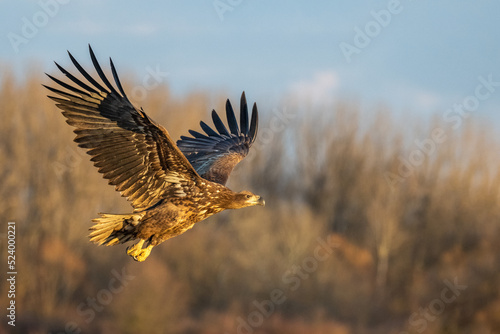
[1,69,500,334]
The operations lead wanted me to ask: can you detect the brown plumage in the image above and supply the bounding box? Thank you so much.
[45,45,264,262]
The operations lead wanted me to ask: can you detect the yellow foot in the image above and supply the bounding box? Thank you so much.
[126,239,144,258]
[126,240,154,262]
[135,245,154,262]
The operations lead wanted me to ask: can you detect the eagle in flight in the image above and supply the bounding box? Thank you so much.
[45,46,264,262]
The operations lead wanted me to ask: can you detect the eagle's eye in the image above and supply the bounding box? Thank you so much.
[245,194,252,199]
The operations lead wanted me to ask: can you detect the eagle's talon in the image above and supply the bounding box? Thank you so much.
[134,245,153,262]
[126,240,153,262]
[126,240,145,258]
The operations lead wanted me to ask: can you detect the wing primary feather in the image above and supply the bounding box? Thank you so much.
[44,87,100,108]
[45,74,91,97]
[211,110,230,136]
[54,62,100,95]
[225,99,239,135]
[200,120,219,137]
[88,45,118,95]
[43,85,83,101]
[179,137,217,145]
[67,50,110,94]
[249,102,258,143]
[109,57,129,100]
[240,91,249,136]
[188,129,209,139]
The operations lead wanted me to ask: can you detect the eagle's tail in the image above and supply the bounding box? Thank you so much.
[89,213,143,246]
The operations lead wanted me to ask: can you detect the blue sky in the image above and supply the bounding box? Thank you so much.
[2,0,500,120]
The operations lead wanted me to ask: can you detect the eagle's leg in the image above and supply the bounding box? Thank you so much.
[126,239,154,262]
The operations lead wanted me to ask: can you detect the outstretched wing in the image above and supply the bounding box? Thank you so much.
[45,45,200,211]
[176,92,258,185]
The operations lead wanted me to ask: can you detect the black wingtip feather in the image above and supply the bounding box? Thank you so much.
[68,49,109,94]
[240,91,249,136]
[211,110,230,137]
[225,99,239,135]
[43,84,79,100]
[249,102,258,143]
[45,73,90,97]
[88,45,117,95]
[188,129,209,139]
[200,121,219,137]
[109,57,128,100]
[53,61,99,95]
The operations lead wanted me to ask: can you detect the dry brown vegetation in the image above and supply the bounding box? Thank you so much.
[1,69,500,334]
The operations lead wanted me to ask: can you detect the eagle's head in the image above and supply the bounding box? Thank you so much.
[230,190,265,209]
